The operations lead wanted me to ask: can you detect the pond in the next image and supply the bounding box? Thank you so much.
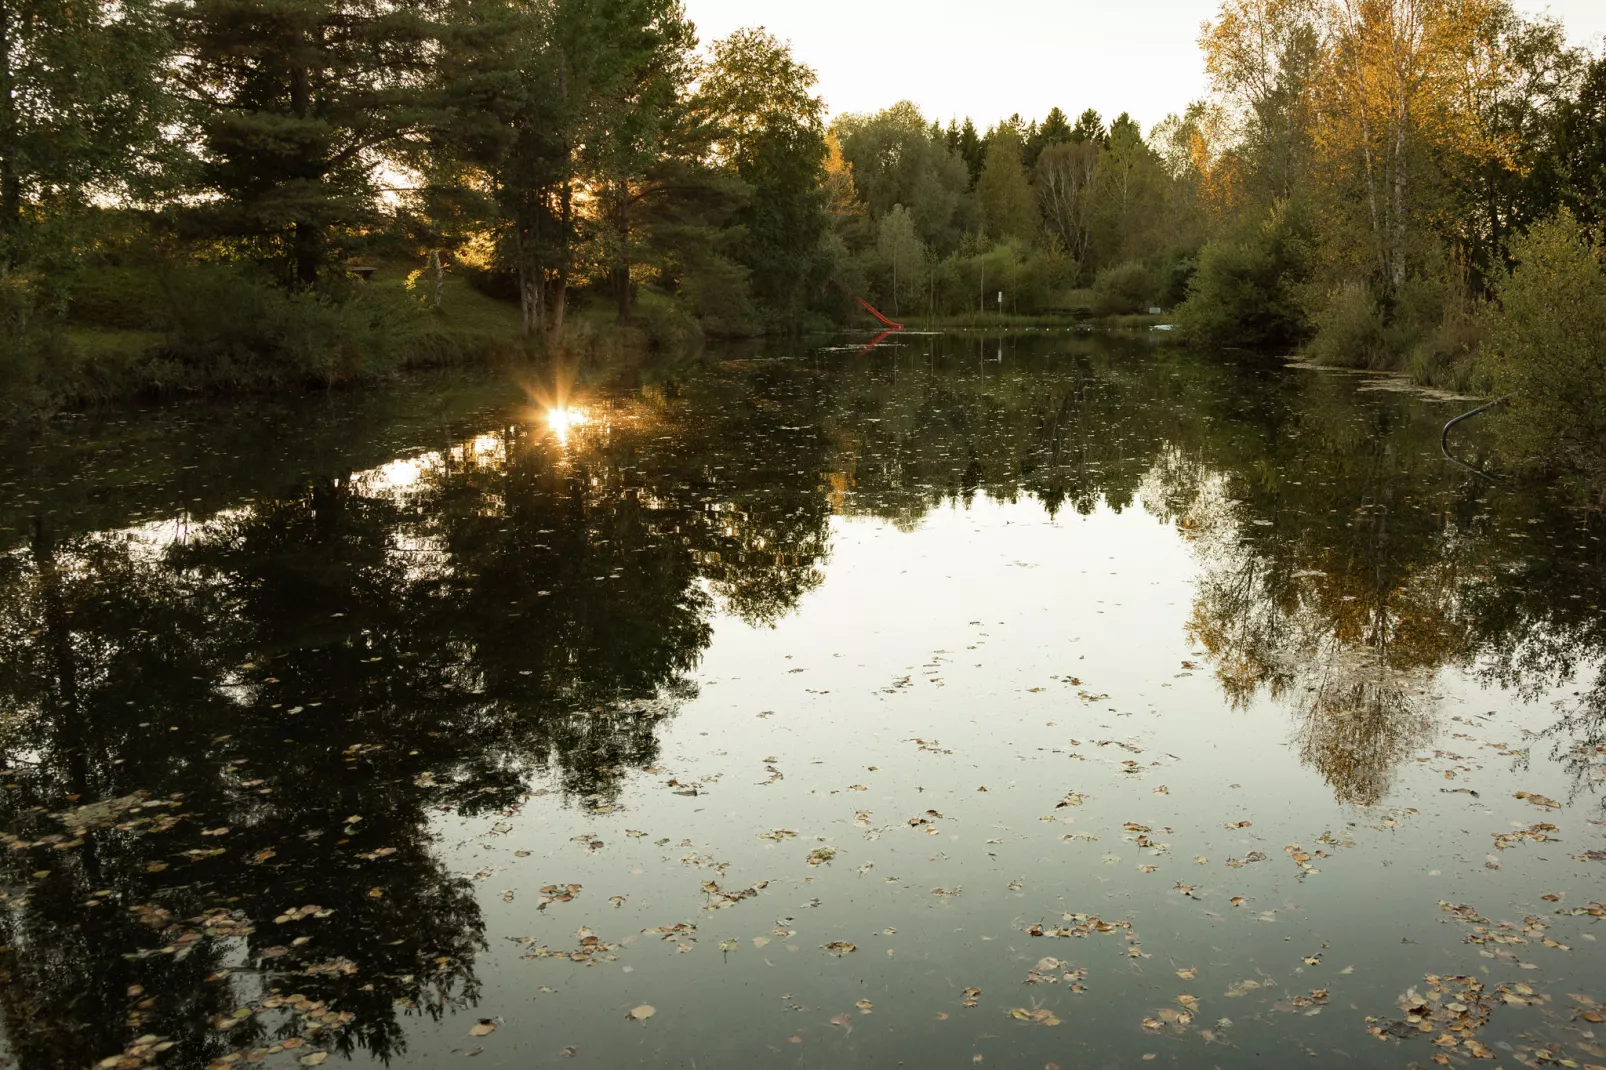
[2,331,1604,1070]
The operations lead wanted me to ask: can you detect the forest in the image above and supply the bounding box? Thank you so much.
[2,0,1605,486]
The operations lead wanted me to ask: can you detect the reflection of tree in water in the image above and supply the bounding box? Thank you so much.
[1171,391,1479,805]
[5,337,1606,1067]
[819,338,1606,808]
[0,369,833,1070]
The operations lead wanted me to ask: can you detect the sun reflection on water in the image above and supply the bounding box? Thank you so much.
[544,406,589,443]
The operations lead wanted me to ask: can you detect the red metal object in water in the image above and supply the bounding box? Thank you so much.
[857,328,898,357]
[855,297,904,330]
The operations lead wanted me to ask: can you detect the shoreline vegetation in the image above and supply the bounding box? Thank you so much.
[2,0,1604,494]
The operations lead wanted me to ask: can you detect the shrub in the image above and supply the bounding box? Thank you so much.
[0,270,78,422]
[1091,261,1154,316]
[1175,200,1311,348]
[1405,300,1488,393]
[156,266,425,386]
[1484,209,1606,492]
[65,264,167,330]
[1305,280,1390,368]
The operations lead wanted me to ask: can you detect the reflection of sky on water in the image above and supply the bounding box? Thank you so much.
[1,338,1604,1069]
[419,495,1596,1068]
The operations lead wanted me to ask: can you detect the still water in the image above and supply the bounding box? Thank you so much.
[2,332,1604,1070]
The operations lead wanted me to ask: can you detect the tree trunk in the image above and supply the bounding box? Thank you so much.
[289,48,319,288]
[549,180,572,344]
[293,221,321,289]
[0,2,21,262]
[514,215,544,338]
[614,188,630,323]
[430,249,445,309]
[1391,103,1408,292]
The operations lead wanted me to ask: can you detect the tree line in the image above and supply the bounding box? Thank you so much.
[0,1,843,376]
[1176,0,1606,495]
[3,0,1606,491]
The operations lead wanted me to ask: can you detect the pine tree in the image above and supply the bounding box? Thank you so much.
[175,0,444,287]
[1027,106,1072,167]
[1071,108,1107,145]
[957,117,984,186]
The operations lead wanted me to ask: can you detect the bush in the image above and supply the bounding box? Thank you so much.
[1305,280,1389,368]
[156,266,426,386]
[1405,303,1487,393]
[65,264,167,330]
[1092,261,1154,316]
[1484,209,1606,492]
[0,270,78,422]
[1175,200,1311,348]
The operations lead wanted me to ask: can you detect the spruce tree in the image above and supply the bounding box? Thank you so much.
[175,0,443,287]
[1070,108,1107,146]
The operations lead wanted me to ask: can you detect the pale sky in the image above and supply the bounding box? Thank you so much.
[683,0,1606,133]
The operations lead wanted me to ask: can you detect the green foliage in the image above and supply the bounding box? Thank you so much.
[1176,201,1311,348]
[975,125,1037,241]
[1070,109,1107,146]
[1092,261,1155,316]
[697,28,830,322]
[1554,51,1606,229]
[155,266,437,385]
[833,103,975,252]
[1485,210,1606,491]
[0,0,172,263]
[1305,280,1390,368]
[174,0,443,288]
[0,269,75,421]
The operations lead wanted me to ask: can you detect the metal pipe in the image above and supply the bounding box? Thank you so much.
[1441,394,1512,480]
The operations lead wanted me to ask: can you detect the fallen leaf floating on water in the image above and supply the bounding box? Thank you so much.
[1177,968,1197,981]
[829,1014,853,1034]
[626,1005,656,1022]
[1224,821,1253,830]
[961,987,982,1007]
[1056,792,1089,808]
[1493,823,1558,850]
[806,847,836,867]
[298,1055,328,1068]
[856,1000,874,1014]
[470,1020,497,1037]
[1515,791,1561,809]
[1009,1007,1061,1026]
[823,941,856,955]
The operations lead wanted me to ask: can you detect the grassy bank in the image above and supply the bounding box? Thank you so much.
[897,310,1171,330]
[1,261,689,425]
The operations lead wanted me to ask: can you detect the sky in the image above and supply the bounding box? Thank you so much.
[682,0,1606,133]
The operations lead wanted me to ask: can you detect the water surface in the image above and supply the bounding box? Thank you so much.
[3,332,1605,1070]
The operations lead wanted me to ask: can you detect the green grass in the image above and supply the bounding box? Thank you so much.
[898,309,1169,330]
[63,325,165,359]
